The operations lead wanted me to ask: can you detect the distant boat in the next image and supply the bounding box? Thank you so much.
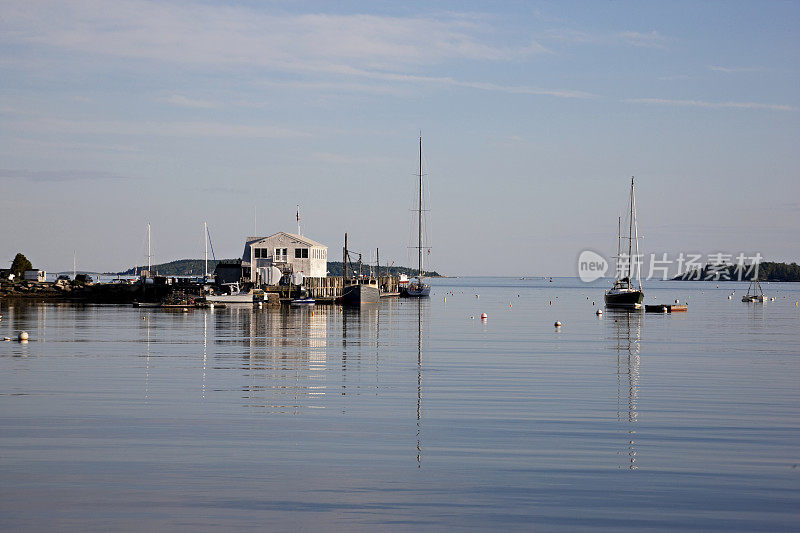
[205,282,252,304]
[742,279,767,302]
[605,177,644,309]
[402,136,431,298]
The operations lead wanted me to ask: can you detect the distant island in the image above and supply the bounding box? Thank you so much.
[672,261,800,282]
[112,259,441,278]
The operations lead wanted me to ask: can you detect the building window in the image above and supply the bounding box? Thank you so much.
[302,249,308,258]
[295,248,302,258]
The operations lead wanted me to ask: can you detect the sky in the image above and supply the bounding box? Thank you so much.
[1,0,798,276]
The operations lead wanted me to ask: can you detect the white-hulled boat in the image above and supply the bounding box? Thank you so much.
[205,282,253,304]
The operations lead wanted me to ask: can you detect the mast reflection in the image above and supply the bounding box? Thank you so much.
[609,310,642,470]
[416,299,423,468]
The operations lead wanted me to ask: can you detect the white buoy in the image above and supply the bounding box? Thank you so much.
[18,331,28,341]
[596,309,603,315]
[209,303,214,309]
[481,313,487,320]
[554,321,561,327]
[182,307,189,312]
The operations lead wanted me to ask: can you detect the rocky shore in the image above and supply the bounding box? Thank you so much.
[0,280,171,304]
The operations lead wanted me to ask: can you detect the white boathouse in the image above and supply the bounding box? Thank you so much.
[242,232,327,283]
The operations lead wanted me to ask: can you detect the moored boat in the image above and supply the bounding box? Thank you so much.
[742,279,767,302]
[605,177,644,309]
[204,282,253,304]
[342,277,380,305]
[401,135,431,298]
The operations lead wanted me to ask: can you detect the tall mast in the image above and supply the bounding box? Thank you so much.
[627,177,634,287]
[73,250,76,279]
[147,222,152,273]
[617,216,621,275]
[418,135,423,281]
[204,221,208,279]
[343,233,348,280]
[296,204,301,236]
[632,177,641,289]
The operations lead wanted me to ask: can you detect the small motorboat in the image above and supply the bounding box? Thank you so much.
[291,287,315,305]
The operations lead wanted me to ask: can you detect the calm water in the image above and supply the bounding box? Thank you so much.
[1,278,799,531]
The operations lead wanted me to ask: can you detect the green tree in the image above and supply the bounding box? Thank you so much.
[10,253,33,277]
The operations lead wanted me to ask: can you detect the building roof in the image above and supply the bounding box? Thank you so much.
[246,232,327,248]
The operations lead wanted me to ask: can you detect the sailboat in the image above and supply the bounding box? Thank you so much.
[605,177,644,309]
[403,136,431,298]
[741,279,767,302]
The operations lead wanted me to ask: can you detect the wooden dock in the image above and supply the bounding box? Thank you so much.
[273,275,400,303]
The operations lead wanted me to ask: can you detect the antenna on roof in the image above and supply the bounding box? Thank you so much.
[297,204,301,236]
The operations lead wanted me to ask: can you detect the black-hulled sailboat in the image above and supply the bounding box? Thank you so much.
[605,177,644,309]
[403,136,431,298]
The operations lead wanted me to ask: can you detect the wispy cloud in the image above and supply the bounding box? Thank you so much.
[626,97,798,112]
[0,1,594,99]
[160,94,216,109]
[543,28,669,50]
[0,169,136,183]
[709,65,763,74]
[5,116,310,139]
[1,1,546,69]
[618,31,668,50]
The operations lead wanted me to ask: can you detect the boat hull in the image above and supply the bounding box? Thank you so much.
[205,294,253,304]
[400,281,430,298]
[604,290,644,308]
[341,284,379,305]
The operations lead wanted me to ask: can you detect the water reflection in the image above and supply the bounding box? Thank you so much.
[216,306,333,413]
[608,310,642,470]
[341,304,379,399]
[140,312,151,401]
[416,299,424,468]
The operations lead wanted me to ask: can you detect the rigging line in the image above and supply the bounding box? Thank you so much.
[207,227,217,262]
